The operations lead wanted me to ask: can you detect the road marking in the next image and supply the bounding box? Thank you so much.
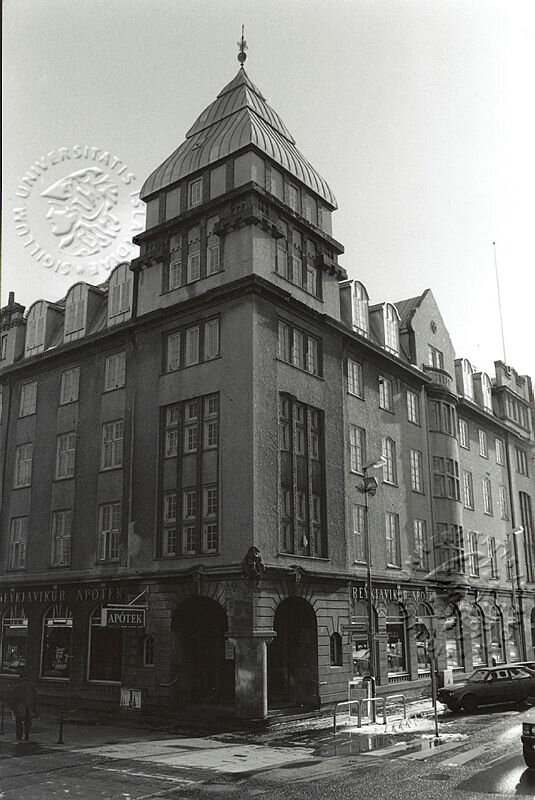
[442,743,494,766]
[93,766,197,784]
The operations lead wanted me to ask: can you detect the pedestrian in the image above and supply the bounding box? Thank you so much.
[10,669,37,742]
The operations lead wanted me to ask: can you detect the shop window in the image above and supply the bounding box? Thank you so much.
[1,606,28,674]
[507,609,520,663]
[352,600,378,679]
[470,605,487,666]
[330,633,343,666]
[143,636,155,667]
[444,605,464,669]
[88,605,122,682]
[41,604,73,679]
[386,602,408,676]
[416,603,434,674]
[489,606,505,665]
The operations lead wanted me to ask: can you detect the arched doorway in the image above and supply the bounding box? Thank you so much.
[268,597,318,709]
[172,597,233,705]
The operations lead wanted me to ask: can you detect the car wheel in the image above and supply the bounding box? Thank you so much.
[446,700,461,713]
[462,694,479,713]
[523,748,535,770]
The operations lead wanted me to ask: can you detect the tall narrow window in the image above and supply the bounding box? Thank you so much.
[353,504,367,562]
[51,510,72,566]
[185,326,200,367]
[162,492,177,557]
[279,396,325,557]
[101,420,124,469]
[9,518,27,570]
[481,374,493,411]
[489,606,505,664]
[409,449,423,492]
[204,319,220,361]
[459,419,469,449]
[277,321,321,376]
[462,359,474,400]
[462,470,474,509]
[495,438,505,465]
[104,352,126,391]
[407,390,420,424]
[470,606,486,665]
[382,437,397,484]
[353,282,369,336]
[1,607,28,673]
[468,531,480,576]
[14,444,33,488]
[413,519,429,570]
[385,512,401,566]
[55,432,76,479]
[109,272,131,318]
[19,382,37,417]
[41,605,73,679]
[206,215,221,275]
[188,178,202,207]
[428,345,444,369]
[60,368,80,404]
[516,447,529,476]
[349,425,366,473]
[166,331,181,372]
[488,536,499,578]
[499,485,509,519]
[97,503,121,562]
[384,304,399,354]
[347,359,363,397]
[483,477,493,515]
[25,301,47,355]
[379,376,393,411]
[478,429,488,458]
[433,457,460,499]
[164,404,179,457]
[187,225,201,282]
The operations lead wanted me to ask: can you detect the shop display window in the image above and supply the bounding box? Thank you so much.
[445,604,464,669]
[470,605,487,666]
[386,602,408,676]
[41,604,73,679]
[0,606,28,674]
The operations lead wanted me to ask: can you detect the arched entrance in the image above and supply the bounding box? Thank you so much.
[268,597,318,710]
[172,597,233,705]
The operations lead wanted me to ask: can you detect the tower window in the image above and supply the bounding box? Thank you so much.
[188,179,202,208]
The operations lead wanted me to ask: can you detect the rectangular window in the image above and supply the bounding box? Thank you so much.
[1,334,7,360]
[409,449,423,493]
[97,503,121,562]
[19,382,37,417]
[468,531,480,577]
[187,252,201,283]
[436,522,465,573]
[203,394,219,449]
[287,183,299,211]
[164,403,179,457]
[347,359,363,397]
[101,420,123,469]
[516,447,529,476]
[459,419,469,449]
[483,477,493,515]
[14,443,33,488]
[478,429,488,458]
[9,517,27,569]
[382,437,397,484]
[207,243,220,275]
[167,258,183,290]
[413,519,429,570]
[495,438,505,465]
[428,345,444,369]
[188,178,202,207]
[385,512,401,567]
[499,485,509,520]
[55,432,76,479]
[433,457,460,500]
[407,390,420,424]
[104,352,126,391]
[64,299,85,334]
[161,492,177,557]
[109,280,131,317]
[167,317,219,369]
[183,400,199,454]
[166,331,181,372]
[60,368,80,404]
[204,319,220,361]
[277,321,321,376]
[488,536,498,578]
[430,400,456,435]
[279,396,325,557]
[51,510,72,566]
[353,504,367,562]
[379,376,393,411]
[349,425,366,473]
[462,470,474,509]
[203,523,218,553]
[185,326,200,367]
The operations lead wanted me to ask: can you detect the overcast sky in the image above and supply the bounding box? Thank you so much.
[3,0,534,380]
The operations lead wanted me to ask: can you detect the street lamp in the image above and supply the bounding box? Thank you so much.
[356,455,387,721]
[511,526,526,660]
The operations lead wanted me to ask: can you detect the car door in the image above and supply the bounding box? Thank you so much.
[510,666,535,700]
[485,668,512,705]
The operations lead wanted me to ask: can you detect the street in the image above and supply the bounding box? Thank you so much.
[0,704,533,799]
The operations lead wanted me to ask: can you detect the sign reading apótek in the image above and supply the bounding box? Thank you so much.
[102,605,146,628]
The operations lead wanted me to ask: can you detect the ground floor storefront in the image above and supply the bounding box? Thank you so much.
[0,572,534,719]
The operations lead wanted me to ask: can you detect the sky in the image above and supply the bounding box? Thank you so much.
[2,0,534,380]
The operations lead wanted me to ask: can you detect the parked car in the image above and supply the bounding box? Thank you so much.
[437,664,535,713]
[522,708,535,768]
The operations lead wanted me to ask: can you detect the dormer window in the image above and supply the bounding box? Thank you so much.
[353,282,369,337]
[25,301,47,356]
[384,303,399,354]
[108,263,132,322]
[481,373,493,411]
[64,285,86,337]
[462,359,474,400]
[188,179,202,208]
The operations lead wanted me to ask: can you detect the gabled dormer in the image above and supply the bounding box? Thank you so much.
[107,262,133,327]
[369,302,401,356]
[24,300,64,358]
[455,358,475,401]
[473,371,494,413]
[339,280,369,336]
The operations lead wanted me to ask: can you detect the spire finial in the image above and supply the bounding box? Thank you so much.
[237,25,247,67]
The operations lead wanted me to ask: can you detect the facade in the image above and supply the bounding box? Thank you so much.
[1,63,535,720]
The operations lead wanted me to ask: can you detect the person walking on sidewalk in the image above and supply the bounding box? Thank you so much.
[10,670,37,741]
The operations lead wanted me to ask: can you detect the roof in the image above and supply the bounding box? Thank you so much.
[140,68,337,208]
[395,290,429,331]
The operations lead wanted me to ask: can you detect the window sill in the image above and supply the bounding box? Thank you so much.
[276,357,324,380]
[103,385,126,393]
[378,406,395,414]
[54,476,75,482]
[383,480,398,487]
[99,466,123,472]
[348,391,365,400]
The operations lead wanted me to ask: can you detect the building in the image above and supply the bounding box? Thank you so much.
[1,56,535,720]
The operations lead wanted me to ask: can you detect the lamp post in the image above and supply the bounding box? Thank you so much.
[357,455,387,722]
[511,526,526,660]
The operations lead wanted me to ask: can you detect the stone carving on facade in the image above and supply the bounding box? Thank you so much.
[242,547,265,580]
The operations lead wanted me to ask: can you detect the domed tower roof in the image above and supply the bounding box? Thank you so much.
[140,68,337,209]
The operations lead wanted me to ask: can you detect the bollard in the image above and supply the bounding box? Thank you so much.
[0,702,4,735]
[57,711,64,744]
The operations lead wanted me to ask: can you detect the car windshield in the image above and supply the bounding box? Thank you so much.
[469,669,489,682]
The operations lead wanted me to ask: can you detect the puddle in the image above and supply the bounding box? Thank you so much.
[317,734,445,758]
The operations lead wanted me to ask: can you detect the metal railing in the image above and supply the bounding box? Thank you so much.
[333,693,409,733]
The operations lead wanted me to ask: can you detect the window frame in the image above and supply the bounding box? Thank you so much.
[407,390,420,425]
[101,420,124,471]
[104,352,126,391]
[379,376,394,412]
[19,382,38,417]
[60,368,80,405]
